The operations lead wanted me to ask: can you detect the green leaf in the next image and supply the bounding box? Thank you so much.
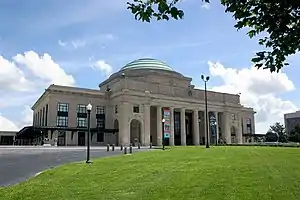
[247,30,256,38]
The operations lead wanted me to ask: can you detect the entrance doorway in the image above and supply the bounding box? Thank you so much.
[57,131,66,146]
[130,119,142,146]
[186,112,193,145]
[78,132,85,146]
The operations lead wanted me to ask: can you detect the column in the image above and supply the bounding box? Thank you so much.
[237,115,243,144]
[180,108,186,146]
[169,107,175,146]
[214,111,219,144]
[144,104,151,146]
[119,103,130,146]
[193,110,200,145]
[156,106,162,146]
[223,112,232,144]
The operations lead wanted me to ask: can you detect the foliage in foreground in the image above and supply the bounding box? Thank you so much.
[1,147,300,200]
[127,0,300,72]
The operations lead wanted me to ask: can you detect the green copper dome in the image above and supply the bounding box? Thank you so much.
[121,58,173,71]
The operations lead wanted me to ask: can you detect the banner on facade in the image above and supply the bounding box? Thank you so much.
[163,108,171,138]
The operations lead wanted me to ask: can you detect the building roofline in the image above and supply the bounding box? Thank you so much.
[32,84,105,110]
[99,68,192,88]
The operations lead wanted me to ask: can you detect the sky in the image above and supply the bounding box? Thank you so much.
[0,0,299,134]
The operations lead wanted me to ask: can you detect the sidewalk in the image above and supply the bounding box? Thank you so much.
[0,145,151,150]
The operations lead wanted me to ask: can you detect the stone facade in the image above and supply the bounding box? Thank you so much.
[31,60,255,146]
[284,111,300,135]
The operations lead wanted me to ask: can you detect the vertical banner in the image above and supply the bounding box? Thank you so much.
[163,108,171,138]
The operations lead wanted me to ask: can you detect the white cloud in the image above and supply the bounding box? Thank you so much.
[58,40,66,47]
[0,105,33,131]
[58,34,115,50]
[13,51,75,86]
[0,56,33,92]
[201,3,211,9]
[207,61,298,134]
[92,60,113,77]
[0,114,19,131]
[0,51,75,131]
[20,105,33,127]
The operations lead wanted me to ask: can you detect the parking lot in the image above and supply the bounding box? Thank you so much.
[0,146,149,187]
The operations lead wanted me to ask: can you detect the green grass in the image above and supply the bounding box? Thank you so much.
[1,147,300,200]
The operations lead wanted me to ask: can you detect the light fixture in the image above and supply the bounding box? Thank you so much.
[86,103,92,111]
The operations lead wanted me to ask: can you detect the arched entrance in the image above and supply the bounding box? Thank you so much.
[130,119,142,146]
[114,119,119,145]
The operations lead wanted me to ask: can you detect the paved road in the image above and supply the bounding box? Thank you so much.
[0,146,150,187]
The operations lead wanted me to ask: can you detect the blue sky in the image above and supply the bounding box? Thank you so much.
[0,0,299,133]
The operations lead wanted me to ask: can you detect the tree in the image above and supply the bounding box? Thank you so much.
[269,122,287,143]
[127,0,300,72]
[265,131,279,142]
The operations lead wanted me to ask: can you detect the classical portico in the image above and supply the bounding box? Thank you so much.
[114,102,251,146]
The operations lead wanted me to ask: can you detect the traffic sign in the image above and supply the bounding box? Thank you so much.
[164,133,170,138]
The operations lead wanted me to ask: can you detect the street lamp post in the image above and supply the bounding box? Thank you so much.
[201,75,210,148]
[162,118,165,150]
[86,103,92,164]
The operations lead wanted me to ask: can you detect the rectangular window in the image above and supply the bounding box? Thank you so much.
[247,127,251,134]
[39,110,42,126]
[77,117,87,127]
[96,106,105,114]
[231,114,236,121]
[42,107,45,126]
[115,105,118,114]
[56,116,68,127]
[45,104,48,126]
[133,106,139,113]
[246,118,251,124]
[77,104,87,113]
[57,103,69,112]
[97,133,104,142]
[96,118,105,128]
[174,112,181,135]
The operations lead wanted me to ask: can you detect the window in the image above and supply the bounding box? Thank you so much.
[42,107,45,126]
[247,127,251,134]
[45,104,48,126]
[115,105,118,114]
[77,104,86,113]
[96,118,105,128]
[133,106,139,113]
[57,103,69,112]
[231,114,236,121]
[174,112,180,135]
[56,116,68,127]
[39,110,42,125]
[96,106,105,114]
[97,133,104,142]
[77,117,87,127]
[246,118,251,124]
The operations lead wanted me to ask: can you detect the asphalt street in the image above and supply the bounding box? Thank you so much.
[0,146,150,187]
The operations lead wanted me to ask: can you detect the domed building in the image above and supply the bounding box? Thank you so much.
[15,58,255,146]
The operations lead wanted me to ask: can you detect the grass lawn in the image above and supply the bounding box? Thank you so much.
[1,146,300,200]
